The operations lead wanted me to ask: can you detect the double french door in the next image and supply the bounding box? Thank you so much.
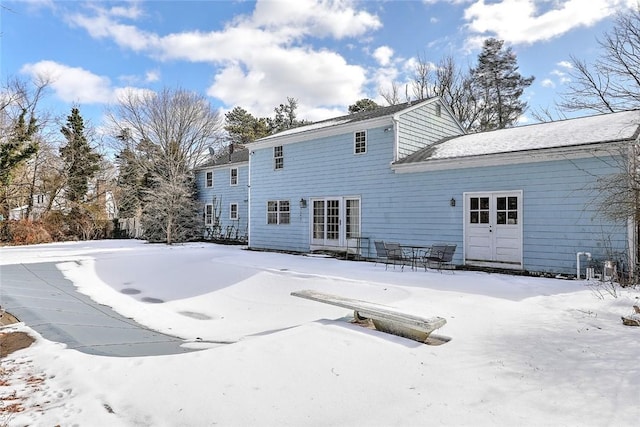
[311,197,360,250]
[464,191,523,268]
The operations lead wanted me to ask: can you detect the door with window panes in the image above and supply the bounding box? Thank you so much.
[464,191,522,268]
[311,197,360,250]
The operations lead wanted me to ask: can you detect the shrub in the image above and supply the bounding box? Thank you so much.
[6,219,52,245]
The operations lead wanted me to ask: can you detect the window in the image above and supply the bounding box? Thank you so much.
[205,171,213,187]
[496,196,518,225]
[230,168,238,186]
[274,146,284,170]
[204,204,213,225]
[346,199,360,238]
[469,197,490,224]
[354,131,366,154]
[267,200,290,224]
[230,203,238,220]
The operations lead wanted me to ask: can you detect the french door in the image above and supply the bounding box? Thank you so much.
[464,191,523,268]
[311,197,360,250]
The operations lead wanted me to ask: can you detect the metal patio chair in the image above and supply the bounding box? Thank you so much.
[374,240,393,270]
[421,244,457,271]
[384,242,410,271]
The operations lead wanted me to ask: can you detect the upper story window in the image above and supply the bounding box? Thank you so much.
[354,131,367,154]
[205,171,213,187]
[230,203,238,220]
[230,167,238,186]
[274,145,284,170]
[267,200,290,224]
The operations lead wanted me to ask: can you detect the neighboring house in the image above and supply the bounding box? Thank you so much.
[8,184,116,222]
[196,144,249,241]
[9,192,66,220]
[197,97,640,276]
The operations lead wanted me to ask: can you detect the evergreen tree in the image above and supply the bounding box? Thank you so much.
[348,98,379,114]
[224,107,270,145]
[115,145,143,219]
[0,109,39,216]
[470,38,534,131]
[267,97,310,134]
[0,109,38,186]
[59,107,101,203]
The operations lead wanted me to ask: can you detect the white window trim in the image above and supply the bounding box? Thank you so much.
[354,130,367,155]
[205,171,214,188]
[204,204,214,225]
[230,167,238,186]
[230,203,238,220]
[274,146,284,170]
[267,200,290,224]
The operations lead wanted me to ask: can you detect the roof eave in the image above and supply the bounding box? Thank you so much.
[249,115,394,149]
[392,140,631,173]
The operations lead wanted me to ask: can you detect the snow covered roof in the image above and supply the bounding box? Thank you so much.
[256,99,434,142]
[396,110,640,165]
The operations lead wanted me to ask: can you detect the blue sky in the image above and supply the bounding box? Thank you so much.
[1,0,636,130]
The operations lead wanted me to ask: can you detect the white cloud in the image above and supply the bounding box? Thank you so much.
[207,47,367,120]
[373,46,394,66]
[64,0,382,120]
[557,60,573,69]
[20,61,115,104]
[251,0,382,39]
[463,0,636,46]
[67,8,160,53]
[145,70,160,83]
[541,78,555,88]
[20,61,155,107]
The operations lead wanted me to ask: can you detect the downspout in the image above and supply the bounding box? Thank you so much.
[631,141,639,283]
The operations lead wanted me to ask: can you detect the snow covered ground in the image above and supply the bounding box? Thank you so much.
[1,240,639,426]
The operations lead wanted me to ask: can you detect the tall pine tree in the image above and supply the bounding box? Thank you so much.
[224,107,270,145]
[59,107,101,204]
[471,38,534,131]
[0,109,39,217]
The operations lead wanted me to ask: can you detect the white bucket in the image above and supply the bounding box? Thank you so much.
[603,260,617,281]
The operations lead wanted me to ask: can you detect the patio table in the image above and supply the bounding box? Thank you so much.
[400,245,432,271]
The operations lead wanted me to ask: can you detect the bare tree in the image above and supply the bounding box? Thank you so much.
[108,87,224,244]
[411,51,434,100]
[432,56,480,131]
[560,8,640,113]
[379,81,402,105]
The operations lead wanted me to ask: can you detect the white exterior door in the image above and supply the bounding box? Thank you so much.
[311,197,360,251]
[464,191,523,269]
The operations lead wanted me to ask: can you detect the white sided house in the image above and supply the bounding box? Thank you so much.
[198,98,640,276]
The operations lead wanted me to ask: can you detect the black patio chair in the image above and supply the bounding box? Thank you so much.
[422,244,457,271]
[384,242,410,271]
[374,241,393,270]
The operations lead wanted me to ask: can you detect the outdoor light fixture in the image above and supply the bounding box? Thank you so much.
[450,197,456,207]
[300,198,307,208]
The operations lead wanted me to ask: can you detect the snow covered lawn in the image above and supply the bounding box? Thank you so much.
[1,240,639,426]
